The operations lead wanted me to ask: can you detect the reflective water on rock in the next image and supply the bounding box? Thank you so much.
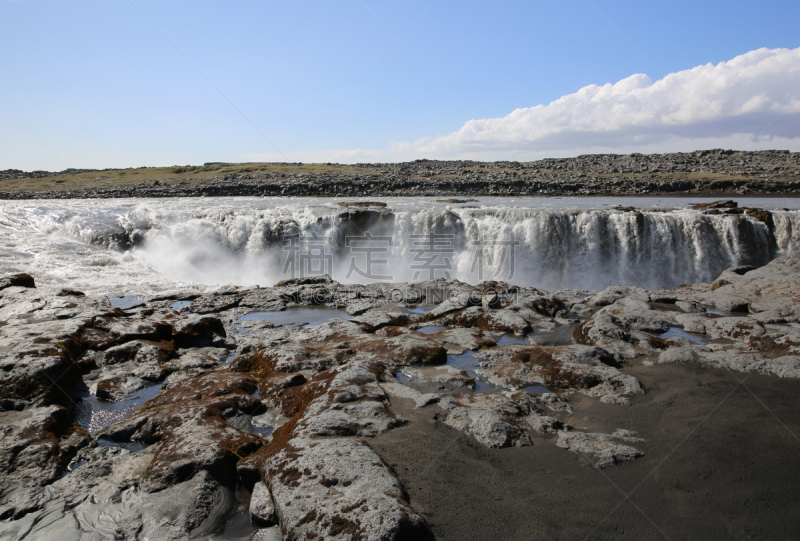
[97,439,148,452]
[519,384,552,394]
[62,458,87,476]
[529,326,577,346]
[74,384,162,435]
[170,300,193,310]
[496,334,530,346]
[447,350,501,393]
[214,486,257,540]
[239,306,352,328]
[210,486,282,540]
[227,412,275,439]
[404,305,435,314]
[416,325,449,335]
[447,350,550,394]
[659,326,711,345]
[108,295,148,309]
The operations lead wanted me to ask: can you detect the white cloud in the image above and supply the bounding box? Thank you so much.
[245,47,800,163]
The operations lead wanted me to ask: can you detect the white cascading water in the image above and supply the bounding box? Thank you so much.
[1,196,798,296]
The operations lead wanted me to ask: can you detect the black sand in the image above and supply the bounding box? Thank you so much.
[371,360,800,540]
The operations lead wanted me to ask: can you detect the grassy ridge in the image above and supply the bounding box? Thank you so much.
[0,163,375,192]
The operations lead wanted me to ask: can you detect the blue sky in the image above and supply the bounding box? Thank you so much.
[1,0,799,170]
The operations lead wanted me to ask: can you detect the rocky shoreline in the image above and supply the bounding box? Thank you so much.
[2,149,800,199]
[1,244,800,539]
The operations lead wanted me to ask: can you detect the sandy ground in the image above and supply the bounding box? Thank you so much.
[370,360,800,540]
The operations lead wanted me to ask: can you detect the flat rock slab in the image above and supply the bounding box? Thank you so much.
[265,437,434,541]
[556,430,645,468]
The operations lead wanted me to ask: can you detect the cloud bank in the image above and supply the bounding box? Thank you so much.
[246,47,800,163]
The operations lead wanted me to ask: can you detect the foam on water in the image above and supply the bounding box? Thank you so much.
[1,196,798,296]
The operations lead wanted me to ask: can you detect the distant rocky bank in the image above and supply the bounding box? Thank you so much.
[2,149,799,199]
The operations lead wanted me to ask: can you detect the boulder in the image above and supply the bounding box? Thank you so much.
[431,306,531,335]
[0,273,35,290]
[556,430,644,468]
[437,394,533,448]
[95,376,150,401]
[476,344,643,404]
[357,332,447,366]
[401,365,476,393]
[704,317,766,342]
[482,293,501,309]
[250,481,277,527]
[265,438,433,541]
[98,371,264,493]
[588,286,650,307]
[352,309,411,330]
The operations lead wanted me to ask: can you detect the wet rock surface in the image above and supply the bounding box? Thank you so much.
[2,251,800,538]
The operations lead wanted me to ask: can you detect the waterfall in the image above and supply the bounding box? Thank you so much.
[1,197,798,295]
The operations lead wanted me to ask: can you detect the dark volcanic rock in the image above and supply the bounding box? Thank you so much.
[3,255,800,538]
[0,273,35,290]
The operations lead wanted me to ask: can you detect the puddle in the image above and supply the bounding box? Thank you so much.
[404,305,435,314]
[446,350,549,394]
[228,409,282,439]
[529,326,576,347]
[659,326,710,346]
[238,306,352,329]
[496,334,530,346]
[234,414,275,439]
[97,439,148,452]
[416,325,449,335]
[210,486,282,540]
[519,384,551,394]
[705,308,727,316]
[108,295,148,309]
[214,486,257,539]
[249,425,274,438]
[446,351,501,393]
[62,459,87,477]
[73,384,162,436]
[170,300,193,310]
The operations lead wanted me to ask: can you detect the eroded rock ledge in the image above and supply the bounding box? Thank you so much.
[1,251,799,539]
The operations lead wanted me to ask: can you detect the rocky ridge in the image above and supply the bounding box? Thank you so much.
[2,149,800,199]
[1,243,800,539]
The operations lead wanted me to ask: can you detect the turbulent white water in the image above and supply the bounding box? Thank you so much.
[1,196,798,297]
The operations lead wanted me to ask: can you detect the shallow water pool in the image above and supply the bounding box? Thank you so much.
[447,349,550,394]
[238,306,352,328]
[74,384,162,436]
[108,295,148,309]
[659,326,710,346]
